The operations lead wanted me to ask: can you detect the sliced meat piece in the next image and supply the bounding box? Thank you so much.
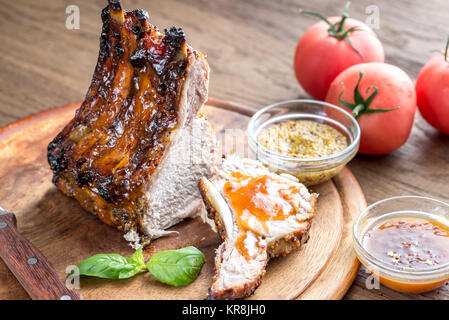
[47,0,217,247]
[200,155,317,299]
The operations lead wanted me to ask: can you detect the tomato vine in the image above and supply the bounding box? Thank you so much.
[299,2,361,56]
[338,72,399,119]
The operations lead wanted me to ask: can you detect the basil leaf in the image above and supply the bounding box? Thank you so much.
[147,246,205,286]
[75,248,145,279]
[130,247,145,269]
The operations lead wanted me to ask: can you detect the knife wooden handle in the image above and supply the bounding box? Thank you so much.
[0,210,81,300]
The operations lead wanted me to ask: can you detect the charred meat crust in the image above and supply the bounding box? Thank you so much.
[205,210,315,300]
[207,229,311,300]
[207,242,267,300]
[266,221,312,259]
[200,178,267,300]
[268,194,316,258]
[47,0,203,232]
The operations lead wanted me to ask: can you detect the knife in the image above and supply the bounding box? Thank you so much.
[0,207,81,300]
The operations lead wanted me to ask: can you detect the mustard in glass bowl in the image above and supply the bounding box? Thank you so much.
[247,99,360,186]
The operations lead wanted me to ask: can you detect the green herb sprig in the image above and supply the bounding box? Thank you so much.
[71,246,205,286]
[146,246,205,286]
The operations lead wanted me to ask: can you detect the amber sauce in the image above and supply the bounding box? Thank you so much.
[364,217,449,269]
[362,216,449,293]
[223,172,301,260]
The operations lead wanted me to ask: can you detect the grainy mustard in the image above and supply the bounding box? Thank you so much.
[258,120,349,186]
[259,120,348,159]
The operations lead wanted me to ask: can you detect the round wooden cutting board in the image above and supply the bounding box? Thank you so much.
[0,98,366,300]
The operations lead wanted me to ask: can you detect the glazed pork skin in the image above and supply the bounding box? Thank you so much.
[200,155,317,299]
[47,0,217,247]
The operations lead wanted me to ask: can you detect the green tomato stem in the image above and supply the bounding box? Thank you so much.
[352,104,365,118]
[299,1,360,56]
[336,2,351,33]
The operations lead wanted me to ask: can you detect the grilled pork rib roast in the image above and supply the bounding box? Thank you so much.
[47,0,217,247]
[200,155,318,299]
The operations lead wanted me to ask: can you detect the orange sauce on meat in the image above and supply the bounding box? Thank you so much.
[362,217,449,293]
[223,172,301,260]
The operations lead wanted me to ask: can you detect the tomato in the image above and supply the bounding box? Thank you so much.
[415,39,449,135]
[325,62,416,155]
[294,3,384,100]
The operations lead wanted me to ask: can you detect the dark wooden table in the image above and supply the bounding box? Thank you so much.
[0,0,448,300]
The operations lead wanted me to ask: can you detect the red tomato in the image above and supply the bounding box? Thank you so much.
[415,46,449,135]
[294,6,384,100]
[325,62,416,155]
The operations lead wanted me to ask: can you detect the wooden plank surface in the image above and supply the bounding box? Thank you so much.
[0,0,448,299]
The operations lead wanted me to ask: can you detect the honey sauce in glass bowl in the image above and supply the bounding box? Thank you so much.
[354,196,449,294]
[363,217,449,271]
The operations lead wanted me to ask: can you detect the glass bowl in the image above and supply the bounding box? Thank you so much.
[247,99,360,186]
[353,196,449,294]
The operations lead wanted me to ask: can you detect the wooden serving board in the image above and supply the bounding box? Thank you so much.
[0,98,365,300]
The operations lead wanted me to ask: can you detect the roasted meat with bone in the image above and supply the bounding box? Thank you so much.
[200,155,317,299]
[47,0,217,247]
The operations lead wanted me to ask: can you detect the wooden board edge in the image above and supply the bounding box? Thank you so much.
[292,180,345,299]
[331,167,366,299]
[0,103,81,141]
[298,167,366,300]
